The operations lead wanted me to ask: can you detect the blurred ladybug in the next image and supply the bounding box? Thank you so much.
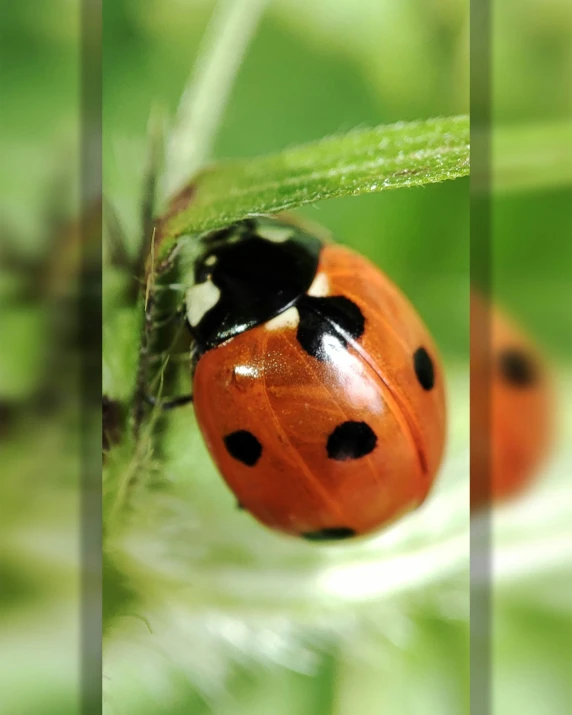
[471,290,553,510]
[179,217,446,541]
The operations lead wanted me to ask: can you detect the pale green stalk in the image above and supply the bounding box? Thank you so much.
[161,0,271,202]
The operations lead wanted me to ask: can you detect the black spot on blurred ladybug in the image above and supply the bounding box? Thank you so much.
[498,348,538,387]
[236,501,245,510]
[296,295,365,361]
[301,527,357,541]
[223,430,262,466]
[413,347,435,390]
[326,420,377,461]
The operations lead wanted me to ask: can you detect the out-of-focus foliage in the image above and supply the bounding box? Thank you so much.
[1,4,84,715]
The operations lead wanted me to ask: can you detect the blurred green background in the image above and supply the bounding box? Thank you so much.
[1,5,82,715]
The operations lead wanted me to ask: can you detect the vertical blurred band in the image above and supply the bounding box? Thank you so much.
[80,1,102,713]
[470,0,492,712]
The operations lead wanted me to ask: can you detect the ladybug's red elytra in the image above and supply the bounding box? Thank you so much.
[182,217,447,541]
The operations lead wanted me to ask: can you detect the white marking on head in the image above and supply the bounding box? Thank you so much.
[204,254,217,266]
[257,225,294,243]
[265,306,300,331]
[186,280,221,327]
[308,272,330,297]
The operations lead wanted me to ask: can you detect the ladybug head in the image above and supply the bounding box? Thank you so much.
[186,218,322,351]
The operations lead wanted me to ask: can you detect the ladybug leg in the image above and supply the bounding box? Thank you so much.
[145,393,194,410]
[145,342,198,411]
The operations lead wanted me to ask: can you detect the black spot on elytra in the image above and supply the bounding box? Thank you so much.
[236,501,245,510]
[498,348,538,387]
[413,347,435,391]
[223,430,262,466]
[296,295,365,361]
[326,420,377,461]
[301,527,357,542]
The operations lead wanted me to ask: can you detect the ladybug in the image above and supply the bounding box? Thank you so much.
[181,217,446,541]
[470,290,553,510]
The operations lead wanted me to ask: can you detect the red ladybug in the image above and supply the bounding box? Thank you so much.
[471,290,553,509]
[183,217,446,541]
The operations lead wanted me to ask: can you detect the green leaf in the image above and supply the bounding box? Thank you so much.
[155,115,469,260]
